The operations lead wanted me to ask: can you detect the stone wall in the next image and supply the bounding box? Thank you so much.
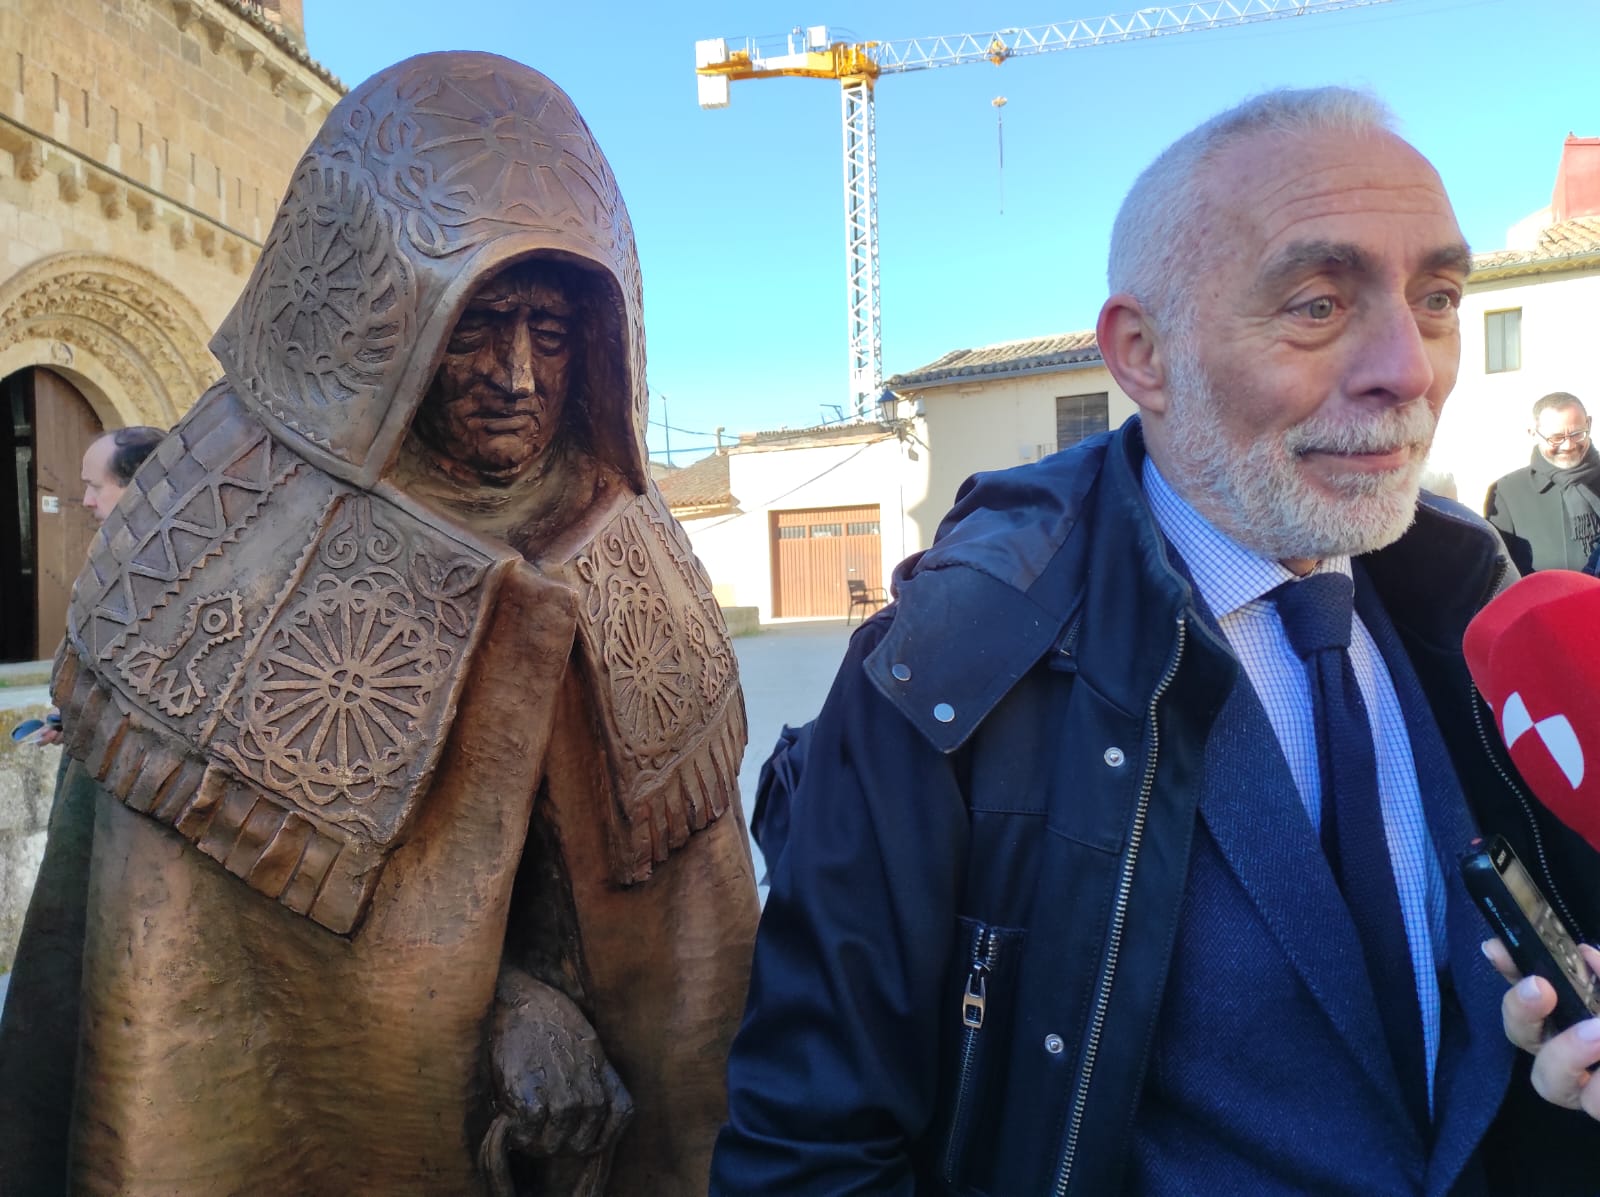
[0,702,58,969]
[0,0,342,428]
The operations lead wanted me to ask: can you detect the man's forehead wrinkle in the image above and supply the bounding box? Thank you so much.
[1253,178,1459,241]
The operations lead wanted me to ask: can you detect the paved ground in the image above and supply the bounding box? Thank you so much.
[733,619,857,886]
[0,684,51,711]
[0,620,858,1015]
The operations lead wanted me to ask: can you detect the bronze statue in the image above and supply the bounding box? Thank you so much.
[0,52,759,1197]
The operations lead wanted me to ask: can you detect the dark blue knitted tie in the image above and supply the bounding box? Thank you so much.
[1273,572,1428,1129]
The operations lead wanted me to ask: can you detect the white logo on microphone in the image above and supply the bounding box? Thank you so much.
[1502,691,1585,789]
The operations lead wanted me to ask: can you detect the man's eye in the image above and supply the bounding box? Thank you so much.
[533,331,567,355]
[1296,296,1337,320]
[1421,291,1458,313]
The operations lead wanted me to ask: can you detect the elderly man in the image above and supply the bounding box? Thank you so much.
[79,425,163,523]
[711,88,1600,1195]
[0,53,758,1197]
[1484,392,1600,573]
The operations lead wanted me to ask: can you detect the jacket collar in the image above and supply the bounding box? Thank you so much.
[865,417,1511,752]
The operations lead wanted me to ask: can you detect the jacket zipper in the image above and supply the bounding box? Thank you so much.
[1052,616,1187,1196]
[1469,681,1586,940]
[942,926,1001,1179]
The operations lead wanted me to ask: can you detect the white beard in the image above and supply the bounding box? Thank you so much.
[1159,343,1436,562]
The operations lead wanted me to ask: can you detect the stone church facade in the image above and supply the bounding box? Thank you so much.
[0,0,341,660]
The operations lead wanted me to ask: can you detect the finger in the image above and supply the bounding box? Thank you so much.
[541,1077,587,1156]
[1503,974,1558,1055]
[564,1060,608,1154]
[1482,938,1522,986]
[599,1066,635,1147]
[478,1115,517,1197]
[1531,1020,1600,1112]
[509,1075,555,1154]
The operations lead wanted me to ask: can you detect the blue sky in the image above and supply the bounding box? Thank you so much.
[304,0,1598,465]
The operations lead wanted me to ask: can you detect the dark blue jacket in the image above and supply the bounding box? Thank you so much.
[712,420,1600,1196]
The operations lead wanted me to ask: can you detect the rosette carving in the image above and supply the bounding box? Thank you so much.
[237,155,418,458]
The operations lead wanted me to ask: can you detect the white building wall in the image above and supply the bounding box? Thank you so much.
[915,363,1136,549]
[675,511,746,610]
[678,361,1138,627]
[1435,269,1600,511]
[700,435,928,624]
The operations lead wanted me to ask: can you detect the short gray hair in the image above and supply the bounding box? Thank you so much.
[1107,87,1398,334]
[1532,391,1586,421]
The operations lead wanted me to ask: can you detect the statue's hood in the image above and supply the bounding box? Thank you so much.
[212,51,648,494]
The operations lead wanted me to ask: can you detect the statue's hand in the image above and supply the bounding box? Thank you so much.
[488,970,634,1160]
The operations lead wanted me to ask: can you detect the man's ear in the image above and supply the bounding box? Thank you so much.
[1097,295,1170,418]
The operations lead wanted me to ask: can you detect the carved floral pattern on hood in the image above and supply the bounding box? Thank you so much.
[212,51,648,495]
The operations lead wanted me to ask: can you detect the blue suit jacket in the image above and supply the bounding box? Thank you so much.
[1130,569,1515,1194]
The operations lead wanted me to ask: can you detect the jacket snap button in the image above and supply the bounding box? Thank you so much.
[1044,1033,1065,1054]
[933,702,955,723]
[892,663,911,682]
[1103,747,1125,767]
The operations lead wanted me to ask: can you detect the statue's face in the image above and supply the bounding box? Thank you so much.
[415,262,576,485]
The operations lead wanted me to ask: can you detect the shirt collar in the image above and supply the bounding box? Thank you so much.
[1141,456,1351,619]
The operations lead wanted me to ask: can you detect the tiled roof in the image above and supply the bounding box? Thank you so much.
[736,421,895,449]
[657,451,732,510]
[1473,216,1600,278]
[217,1,345,93]
[888,330,1101,389]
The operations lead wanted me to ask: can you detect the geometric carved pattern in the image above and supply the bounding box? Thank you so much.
[572,492,745,882]
[214,493,491,841]
[117,591,245,717]
[72,388,295,675]
[56,389,509,935]
[343,67,630,262]
[575,497,736,772]
[234,155,417,464]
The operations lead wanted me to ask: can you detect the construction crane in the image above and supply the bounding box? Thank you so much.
[695,0,1396,418]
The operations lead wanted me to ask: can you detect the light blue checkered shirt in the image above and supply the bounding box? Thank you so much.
[1143,458,1447,1105]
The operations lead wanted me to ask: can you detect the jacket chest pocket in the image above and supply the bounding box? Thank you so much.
[934,915,1028,1192]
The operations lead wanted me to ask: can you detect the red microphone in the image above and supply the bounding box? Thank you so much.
[1463,570,1600,854]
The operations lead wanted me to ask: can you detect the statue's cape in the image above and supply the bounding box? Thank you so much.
[54,384,744,937]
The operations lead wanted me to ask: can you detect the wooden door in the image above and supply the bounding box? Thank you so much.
[771,505,883,618]
[0,373,36,661]
[32,369,102,658]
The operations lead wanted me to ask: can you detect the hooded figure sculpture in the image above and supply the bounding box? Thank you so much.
[0,53,759,1197]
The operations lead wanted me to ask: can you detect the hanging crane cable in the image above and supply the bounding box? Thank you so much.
[993,96,1008,216]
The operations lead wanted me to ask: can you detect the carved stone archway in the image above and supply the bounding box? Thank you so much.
[0,253,219,429]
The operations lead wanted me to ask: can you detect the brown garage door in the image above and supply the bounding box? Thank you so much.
[771,505,883,618]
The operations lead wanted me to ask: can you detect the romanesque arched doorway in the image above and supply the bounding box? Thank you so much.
[0,368,103,662]
[0,253,217,662]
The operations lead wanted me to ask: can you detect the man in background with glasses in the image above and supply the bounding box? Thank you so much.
[1485,391,1600,572]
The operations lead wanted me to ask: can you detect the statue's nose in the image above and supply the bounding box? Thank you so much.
[507,320,537,398]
